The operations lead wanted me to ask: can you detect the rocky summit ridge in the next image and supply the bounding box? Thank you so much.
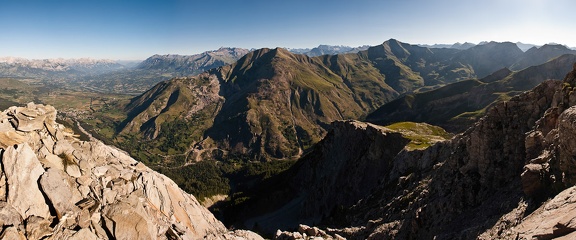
[0,103,262,239]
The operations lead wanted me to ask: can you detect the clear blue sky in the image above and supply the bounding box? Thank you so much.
[1,0,574,60]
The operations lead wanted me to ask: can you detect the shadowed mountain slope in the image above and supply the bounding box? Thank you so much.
[216,121,450,234]
[511,44,576,70]
[366,54,576,132]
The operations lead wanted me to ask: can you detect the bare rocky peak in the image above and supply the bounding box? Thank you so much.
[0,103,261,239]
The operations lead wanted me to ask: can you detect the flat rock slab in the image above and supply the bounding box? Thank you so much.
[2,144,50,220]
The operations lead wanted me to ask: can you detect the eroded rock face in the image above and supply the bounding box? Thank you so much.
[0,103,262,239]
[556,106,576,185]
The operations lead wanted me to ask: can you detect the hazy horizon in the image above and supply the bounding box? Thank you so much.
[1,0,574,60]
[0,40,569,61]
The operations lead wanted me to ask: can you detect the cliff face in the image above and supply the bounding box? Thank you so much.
[0,103,261,239]
[278,64,576,240]
[231,121,410,233]
[348,79,561,239]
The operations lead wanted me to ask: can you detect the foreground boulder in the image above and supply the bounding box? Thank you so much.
[0,103,262,239]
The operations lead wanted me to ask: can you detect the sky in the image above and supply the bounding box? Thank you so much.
[0,0,575,60]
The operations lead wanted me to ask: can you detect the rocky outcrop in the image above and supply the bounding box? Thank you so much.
[502,186,576,239]
[0,103,262,239]
[275,224,346,240]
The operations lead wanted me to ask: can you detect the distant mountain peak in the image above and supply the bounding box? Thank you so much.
[451,42,476,49]
[540,43,570,49]
[0,57,118,64]
[136,47,249,71]
[287,44,369,57]
[0,57,125,75]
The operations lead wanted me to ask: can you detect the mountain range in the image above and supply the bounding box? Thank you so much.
[95,39,576,237]
[419,41,574,52]
[287,44,370,57]
[72,45,372,94]
[2,41,572,96]
[75,47,250,94]
[0,57,125,81]
[418,42,477,50]
[367,54,576,132]
[116,47,399,163]
[136,47,250,73]
[0,48,249,95]
[113,39,576,165]
[5,67,576,239]
[0,57,122,70]
[511,44,576,70]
